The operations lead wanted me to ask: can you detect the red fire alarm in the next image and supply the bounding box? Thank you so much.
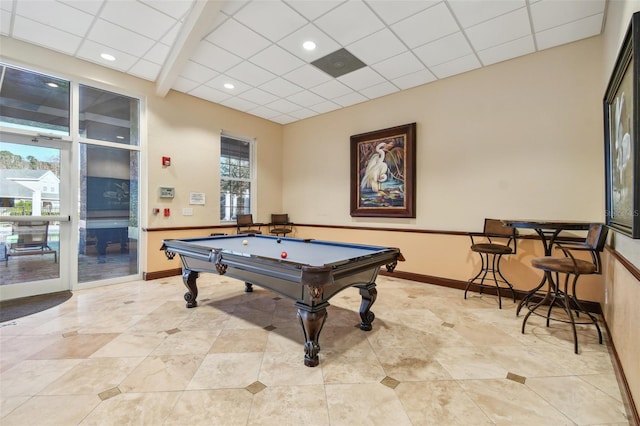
[164,208,170,217]
[162,156,171,167]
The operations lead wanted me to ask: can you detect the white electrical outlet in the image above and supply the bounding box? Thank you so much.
[182,208,193,216]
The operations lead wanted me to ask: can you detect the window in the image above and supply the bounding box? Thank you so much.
[0,64,70,135]
[79,85,139,145]
[220,134,254,221]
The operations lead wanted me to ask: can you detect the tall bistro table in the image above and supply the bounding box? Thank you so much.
[501,220,592,315]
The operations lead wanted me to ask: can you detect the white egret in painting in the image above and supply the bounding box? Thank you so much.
[361,142,389,192]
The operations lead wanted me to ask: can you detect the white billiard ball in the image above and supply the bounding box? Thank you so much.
[242,239,248,245]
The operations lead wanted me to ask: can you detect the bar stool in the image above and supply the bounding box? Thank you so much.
[523,223,608,353]
[464,218,517,309]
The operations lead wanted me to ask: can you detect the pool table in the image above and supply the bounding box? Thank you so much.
[161,234,404,367]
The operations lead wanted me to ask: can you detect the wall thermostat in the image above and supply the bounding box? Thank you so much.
[159,187,175,198]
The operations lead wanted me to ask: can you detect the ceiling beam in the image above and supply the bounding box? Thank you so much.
[155,0,224,98]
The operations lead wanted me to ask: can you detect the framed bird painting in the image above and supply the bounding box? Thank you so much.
[350,122,416,218]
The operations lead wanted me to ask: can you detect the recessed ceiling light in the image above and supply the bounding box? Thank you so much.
[100,53,116,61]
[224,83,235,89]
[46,82,59,88]
[303,41,316,51]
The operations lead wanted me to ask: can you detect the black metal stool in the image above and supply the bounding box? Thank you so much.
[464,218,517,309]
[523,223,607,353]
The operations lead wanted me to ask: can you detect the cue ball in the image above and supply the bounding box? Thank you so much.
[280,251,287,259]
[242,239,248,245]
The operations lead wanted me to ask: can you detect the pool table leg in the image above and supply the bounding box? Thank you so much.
[182,269,199,308]
[296,302,328,367]
[358,283,377,331]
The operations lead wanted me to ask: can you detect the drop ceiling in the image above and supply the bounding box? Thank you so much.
[0,0,607,124]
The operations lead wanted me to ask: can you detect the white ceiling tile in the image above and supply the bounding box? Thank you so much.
[144,42,171,65]
[288,107,317,119]
[140,0,195,19]
[413,32,472,67]
[392,68,437,89]
[226,61,277,86]
[172,76,200,93]
[180,60,219,84]
[221,0,249,16]
[338,67,385,91]
[333,91,368,107]
[0,0,13,12]
[239,88,279,105]
[247,105,281,120]
[206,18,271,59]
[220,96,259,112]
[359,81,399,99]
[261,77,304,97]
[12,16,82,55]
[234,1,307,42]
[60,0,104,15]
[372,51,425,80]
[478,35,534,65]
[465,7,531,51]
[530,0,605,32]
[0,10,10,35]
[347,28,407,65]
[447,0,525,28]
[309,79,351,98]
[391,2,458,48]
[270,114,297,124]
[283,64,332,89]
[314,0,385,45]
[188,85,232,103]
[309,100,341,114]
[128,59,161,81]
[204,75,251,95]
[100,0,177,40]
[279,23,342,62]
[430,53,481,79]
[266,98,300,114]
[535,13,604,51]
[249,45,305,76]
[287,90,326,107]
[161,22,181,46]
[15,0,92,36]
[88,19,155,57]
[192,41,242,73]
[76,39,138,71]
[365,0,438,25]
[284,0,343,21]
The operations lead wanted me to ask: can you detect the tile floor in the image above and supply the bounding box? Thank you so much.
[0,274,631,425]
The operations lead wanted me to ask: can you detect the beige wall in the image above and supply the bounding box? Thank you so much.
[600,0,640,413]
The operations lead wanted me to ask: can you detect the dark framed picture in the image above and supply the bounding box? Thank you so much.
[350,122,416,218]
[604,12,639,238]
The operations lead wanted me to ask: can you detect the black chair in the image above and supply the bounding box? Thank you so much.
[464,218,517,308]
[236,214,262,234]
[268,213,293,237]
[524,223,608,353]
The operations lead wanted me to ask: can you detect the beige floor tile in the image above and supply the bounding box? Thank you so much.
[209,328,270,353]
[28,333,119,359]
[259,350,325,386]
[248,385,330,426]
[79,391,183,426]
[89,331,167,358]
[0,395,101,426]
[374,347,453,382]
[187,352,263,390]
[0,359,82,397]
[164,389,253,425]
[325,383,412,425]
[150,329,218,355]
[459,378,575,425]
[395,381,493,425]
[118,354,203,393]
[526,375,629,424]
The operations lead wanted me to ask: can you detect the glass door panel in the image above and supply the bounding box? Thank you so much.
[78,144,139,283]
[0,137,70,299]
